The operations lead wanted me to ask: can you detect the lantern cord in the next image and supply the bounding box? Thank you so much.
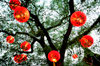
[53,62,56,66]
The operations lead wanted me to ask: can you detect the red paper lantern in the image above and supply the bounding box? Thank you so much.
[20,41,31,51]
[72,54,78,59]
[70,11,86,27]
[14,6,30,23]
[80,35,94,48]
[48,50,60,62]
[6,35,14,43]
[14,54,23,63]
[14,54,27,63]
[9,0,21,10]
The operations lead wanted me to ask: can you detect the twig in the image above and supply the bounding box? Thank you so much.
[30,13,57,50]
[46,16,68,31]
[0,30,40,42]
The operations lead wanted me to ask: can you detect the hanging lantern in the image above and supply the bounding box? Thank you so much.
[48,50,60,62]
[80,35,94,48]
[20,41,31,51]
[21,54,27,61]
[6,35,14,43]
[14,6,30,23]
[72,54,78,59]
[70,11,86,27]
[9,0,21,10]
[14,54,23,63]
[48,50,60,66]
[14,54,27,63]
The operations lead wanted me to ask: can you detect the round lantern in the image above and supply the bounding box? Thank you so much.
[80,35,94,48]
[14,54,23,63]
[6,35,14,43]
[9,0,21,10]
[48,50,60,63]
[72,54,78,59]
[14,6,30,23]
[14,54,27,63]
[70,11,86,27]
[20,41,31,51]
[21,54,27,61]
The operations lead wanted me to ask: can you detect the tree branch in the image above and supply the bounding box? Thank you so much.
[0,30,40,42]
[24,0,31,8]
[0,30,12,35]
[30,13,57,50]
[21,0,31,8]
[46,16,68,30]
[22,0,36,35]
[27,21,35,35]
[59,0,75,62]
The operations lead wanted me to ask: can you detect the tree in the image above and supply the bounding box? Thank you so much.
[0,0,100,66]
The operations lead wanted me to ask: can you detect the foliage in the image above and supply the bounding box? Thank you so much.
[0,0,100,66]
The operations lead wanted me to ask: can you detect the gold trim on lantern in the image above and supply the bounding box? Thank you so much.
[53,59,57,62]
[25,42,28,47]
[8,36,13,42]
[16,15,21,19]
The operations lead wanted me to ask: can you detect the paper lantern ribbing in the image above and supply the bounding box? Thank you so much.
[14,54,27,63]
[14,6,30,23]
[14,54,23,63]
[6,35,14,43]
[80,35,94,48]
[72,54,78,59]
[21,54,27,61]
[20,41,31,51]
[70,11,86,27]
[48,50,60,63]
[9,0,21,10]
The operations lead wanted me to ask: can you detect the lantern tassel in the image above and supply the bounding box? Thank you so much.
[53,62,56,66]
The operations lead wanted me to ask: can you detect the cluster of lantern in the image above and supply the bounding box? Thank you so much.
[70,11,93,61]
[48,50,60,66]
[5,35,30,63]
[14,54,27,63]
[70,11,94,47]
[8,0,30,63]
[8,0,94,64]
[13,41,31,63]
[9,0,30,23]
[6,35,30,63]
